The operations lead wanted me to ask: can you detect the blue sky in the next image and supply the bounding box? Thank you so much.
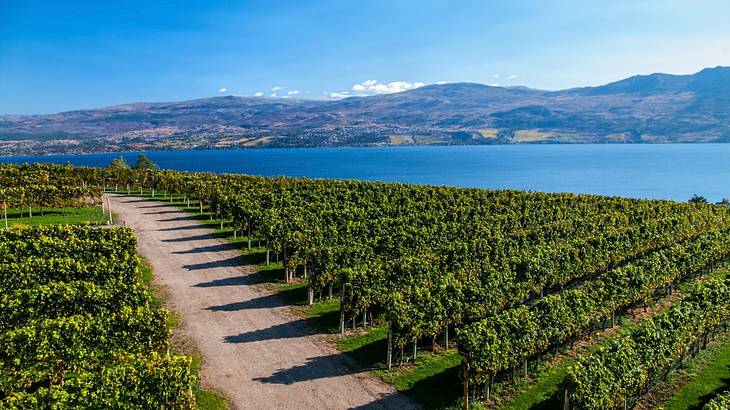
[1,0,729,114]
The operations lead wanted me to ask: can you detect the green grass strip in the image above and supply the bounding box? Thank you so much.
[663,334,730,410]
[5,207,108,226]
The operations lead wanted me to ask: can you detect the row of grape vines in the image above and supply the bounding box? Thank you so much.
[0,164,101,211]
[457,228,730,395]
[0,225,196,408]
[705,391,730,409]
[565,276,730,409]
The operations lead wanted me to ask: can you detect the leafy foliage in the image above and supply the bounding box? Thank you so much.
[132,154,159,170]
[0,224,195,408]
[705,390,730,410]
[566,277,730,410]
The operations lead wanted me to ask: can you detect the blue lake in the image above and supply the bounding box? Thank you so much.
[2,144,729,202]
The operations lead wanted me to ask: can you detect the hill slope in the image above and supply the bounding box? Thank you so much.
[2,67,730,155]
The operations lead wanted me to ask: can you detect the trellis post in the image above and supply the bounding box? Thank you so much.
[106,196,113,224]
[387,323,393,369]
[459,348,471,408]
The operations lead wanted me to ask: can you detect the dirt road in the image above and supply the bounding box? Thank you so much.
[107,194,417,410]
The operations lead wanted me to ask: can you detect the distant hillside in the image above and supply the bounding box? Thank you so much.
[2,66,730,155]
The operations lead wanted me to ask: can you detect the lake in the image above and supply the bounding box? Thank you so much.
[2,144,728,202]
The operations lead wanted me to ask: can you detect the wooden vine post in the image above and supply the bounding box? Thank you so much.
[307,283,314,305]
[459,347,471,410]
[106,196,113,224]
[387,323,393,370]
[339,284,346,334]
[265,238,270,265]
[247,225,252,249]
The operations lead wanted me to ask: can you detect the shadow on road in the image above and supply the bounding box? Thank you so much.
[174,243,237,254]
[159,215,201,222]
[205,293,288,311]
[144,210,185,215]
[159,224,209,232]
[193,275,254,288]
[135,203,168,208]
[162,232,229,243]
[224,319,315,344]
[252,354,358,385]
[182,255,251,271]
[120,199,148,203]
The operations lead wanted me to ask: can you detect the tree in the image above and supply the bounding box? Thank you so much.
[108,157,130,169]
[688,194,709,204]
[133,154,159,170]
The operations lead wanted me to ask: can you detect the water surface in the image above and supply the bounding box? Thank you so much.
[2,144,728,202]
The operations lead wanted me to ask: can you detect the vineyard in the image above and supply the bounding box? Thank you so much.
[2,162,730,408]
[0,225,195,408]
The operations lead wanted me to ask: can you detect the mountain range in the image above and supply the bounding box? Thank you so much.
[2,66,730,156]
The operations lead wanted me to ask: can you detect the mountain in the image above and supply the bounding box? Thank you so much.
[2,66,730,155]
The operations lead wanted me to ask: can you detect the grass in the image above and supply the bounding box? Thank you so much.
[662,333,730,410]
[138,257,154,283]
[335,324,464,409]
[3,206,108,226]
[374,349,463,409]
[337,325,389,368]
[195,388,229,410]
[499,361,570,410]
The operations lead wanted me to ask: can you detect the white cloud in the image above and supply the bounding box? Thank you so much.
[350,79,426,94]
[490,83,500,87]
[328,91,350,98]
[254,92,263,97]
[287,89,300,96]
[493,74,500,78]
[219,88,227,93]
[272,86,285,92]
[270,92,278,97]
[508,75,517,79]
[435,80,447,85]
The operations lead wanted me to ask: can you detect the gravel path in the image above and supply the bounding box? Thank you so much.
[107,194,417,410]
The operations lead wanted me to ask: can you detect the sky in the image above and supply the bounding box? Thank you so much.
[1,0,730,114]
